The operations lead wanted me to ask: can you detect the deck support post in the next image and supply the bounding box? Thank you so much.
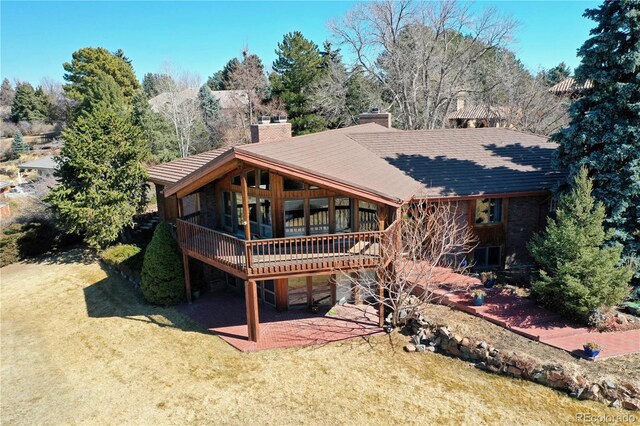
[241,173,251,241]
[329,274,337,305]
[183,253,192,304]
[245,280,260,342]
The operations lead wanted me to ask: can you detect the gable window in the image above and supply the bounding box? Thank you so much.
[358,200,378,231]
[284,199,306,236]
[474,246,501,268]
[309,198,329,235]
[283,177,305,191]
[475,198,502,224]
[334,197,352,233]
[246,170,257,189]
[259,170,270,190]
[231,174,241,186]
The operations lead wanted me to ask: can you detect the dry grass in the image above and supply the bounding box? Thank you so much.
[0,250,632,425]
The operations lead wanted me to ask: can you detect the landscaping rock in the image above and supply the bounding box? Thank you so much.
[477,341,489,350]
[404,344,416,353]
[610,399,622,409]
[415,344,426,353]
[622,398,640,411]
[460,337,471,348]
[506,366,522,377]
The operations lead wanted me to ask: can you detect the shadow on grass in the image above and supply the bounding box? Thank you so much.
[21,245,98,265]
[83,262,208,336]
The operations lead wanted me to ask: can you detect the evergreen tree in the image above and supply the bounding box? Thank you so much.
[46,101,148,249]
[11,130,29,156]
[271,31,326,135]
[206,58,240,90]
[552,0,640,265]
[63,47,140,108]
[132,90,179,163]
[77,72,127,117]
[529,168,633,323]
[11,82,47,122]
[545,62,572,86]
[0,78,15,106]
[141,72,173,98]
[141,222,185,306]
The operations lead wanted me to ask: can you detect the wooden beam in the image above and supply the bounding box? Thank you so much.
[275,278,288,311]
[245,280,260,342]
[241,172,251,241]
[183,253,192,304]
[329,274,337,305]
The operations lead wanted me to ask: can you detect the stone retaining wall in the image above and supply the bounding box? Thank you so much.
[403,316,639,411]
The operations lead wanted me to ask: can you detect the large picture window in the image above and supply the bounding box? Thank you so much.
[475,198,502,224]
[358,201,378,231]
[222,191,232,229]
[259,199,272,238]
[309,198,329,235]
[474,246,501,267]
[284,199,306,236]
[334,197,352,233]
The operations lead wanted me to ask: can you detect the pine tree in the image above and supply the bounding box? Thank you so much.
[544,62,572,86]
[529,168,633,323]
[271,31,326,135]
[11,82,46,122]
[141,222,185,306]
[11,130,29,156]
[552,0,640,265]
[46,101,148,249]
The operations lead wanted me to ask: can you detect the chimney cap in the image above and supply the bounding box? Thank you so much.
[370,107,380,114]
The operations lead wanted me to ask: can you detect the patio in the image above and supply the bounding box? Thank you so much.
[177,290,384,352]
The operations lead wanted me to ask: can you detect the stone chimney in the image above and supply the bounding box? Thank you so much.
[358,109,392,128]
[456,92,467,111]
[250,117,292,143]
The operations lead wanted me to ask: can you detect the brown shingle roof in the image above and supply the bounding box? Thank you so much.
[147,148,230,185]
[349,128,562,198]
[446,105,501,120]
[548,77,593,95]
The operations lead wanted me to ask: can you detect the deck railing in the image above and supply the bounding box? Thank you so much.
[176,218,397,278]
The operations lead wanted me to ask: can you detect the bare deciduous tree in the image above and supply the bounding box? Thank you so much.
[330,0,517,130]
[342,201,477,327]
[155,64,202,158]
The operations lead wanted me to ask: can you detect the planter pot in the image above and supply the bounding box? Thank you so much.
[192,290,201,300]
[258,116,271,124]
[484,278,495,289]
[473,295,485,306]
[583,347,601,358]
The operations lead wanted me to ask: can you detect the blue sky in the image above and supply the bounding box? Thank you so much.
[1,1,599,86]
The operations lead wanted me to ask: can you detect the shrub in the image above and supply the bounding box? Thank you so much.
[17,220,58,257]
[141,223,184,305]
[529,168,633,323]
[102,243,144,281]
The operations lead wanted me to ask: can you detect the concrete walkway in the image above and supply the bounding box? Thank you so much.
[432,284,640,360]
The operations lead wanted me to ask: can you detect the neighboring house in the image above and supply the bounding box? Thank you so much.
[18,155,57,177]
[446,98,508,128]
[148,88,249,113]
[548,77,593,97]
[148,113,562,341]
[0,181,10,219]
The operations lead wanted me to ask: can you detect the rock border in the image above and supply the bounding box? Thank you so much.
[403,315,639,411]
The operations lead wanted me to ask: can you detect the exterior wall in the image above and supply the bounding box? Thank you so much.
[504,195,549,268]
[199,182,218,229]
[250,123,292,143]
[155,184,179,223]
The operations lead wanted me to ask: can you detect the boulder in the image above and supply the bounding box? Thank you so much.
[404,344,416,353]
[609,399,622,409]
[622,398,640,411]
[460,337,471,348]
[415,344,426,353]
[506,366,522,377]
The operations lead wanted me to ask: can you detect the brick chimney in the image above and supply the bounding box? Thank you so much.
[456,92,467,111]
[358,109,392,128]
[250,117,292,143]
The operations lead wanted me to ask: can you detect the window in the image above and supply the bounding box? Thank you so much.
[246,170,257,189]
[549,197,558,213]
[284,199,306,236]
[474,246,502,267]
[334,197,352,233]
[358,200,378,231]
[259,170,270,190]
[222,191,233,229]
[283,177,305,191]
[235,193,246,237]
[309,198,329,235]
[259,198,272,238]
[231,174,241,186]
[308,184,320,190]
[475,198,502,224]
[248,196,258,235]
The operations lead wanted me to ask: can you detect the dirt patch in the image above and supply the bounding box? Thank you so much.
[426,303,640,388]
[0,250,633,425]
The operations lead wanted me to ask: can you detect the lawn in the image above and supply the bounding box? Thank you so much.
[0,249,629,425]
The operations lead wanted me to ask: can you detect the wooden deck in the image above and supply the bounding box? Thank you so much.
[176,219,389,279]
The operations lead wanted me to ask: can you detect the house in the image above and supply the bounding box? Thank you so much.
[148,113,561,342]
[446,98,508,128]
[148,88,249,113]
[18,155,57,177]
[0,181,10,219]
[548,77,593,97]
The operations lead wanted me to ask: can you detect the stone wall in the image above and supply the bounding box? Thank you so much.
[403,317,639,411]
[199,182,218,229]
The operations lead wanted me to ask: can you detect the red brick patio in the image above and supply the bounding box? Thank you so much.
[430,283,640,360]
[177,290,383,352]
